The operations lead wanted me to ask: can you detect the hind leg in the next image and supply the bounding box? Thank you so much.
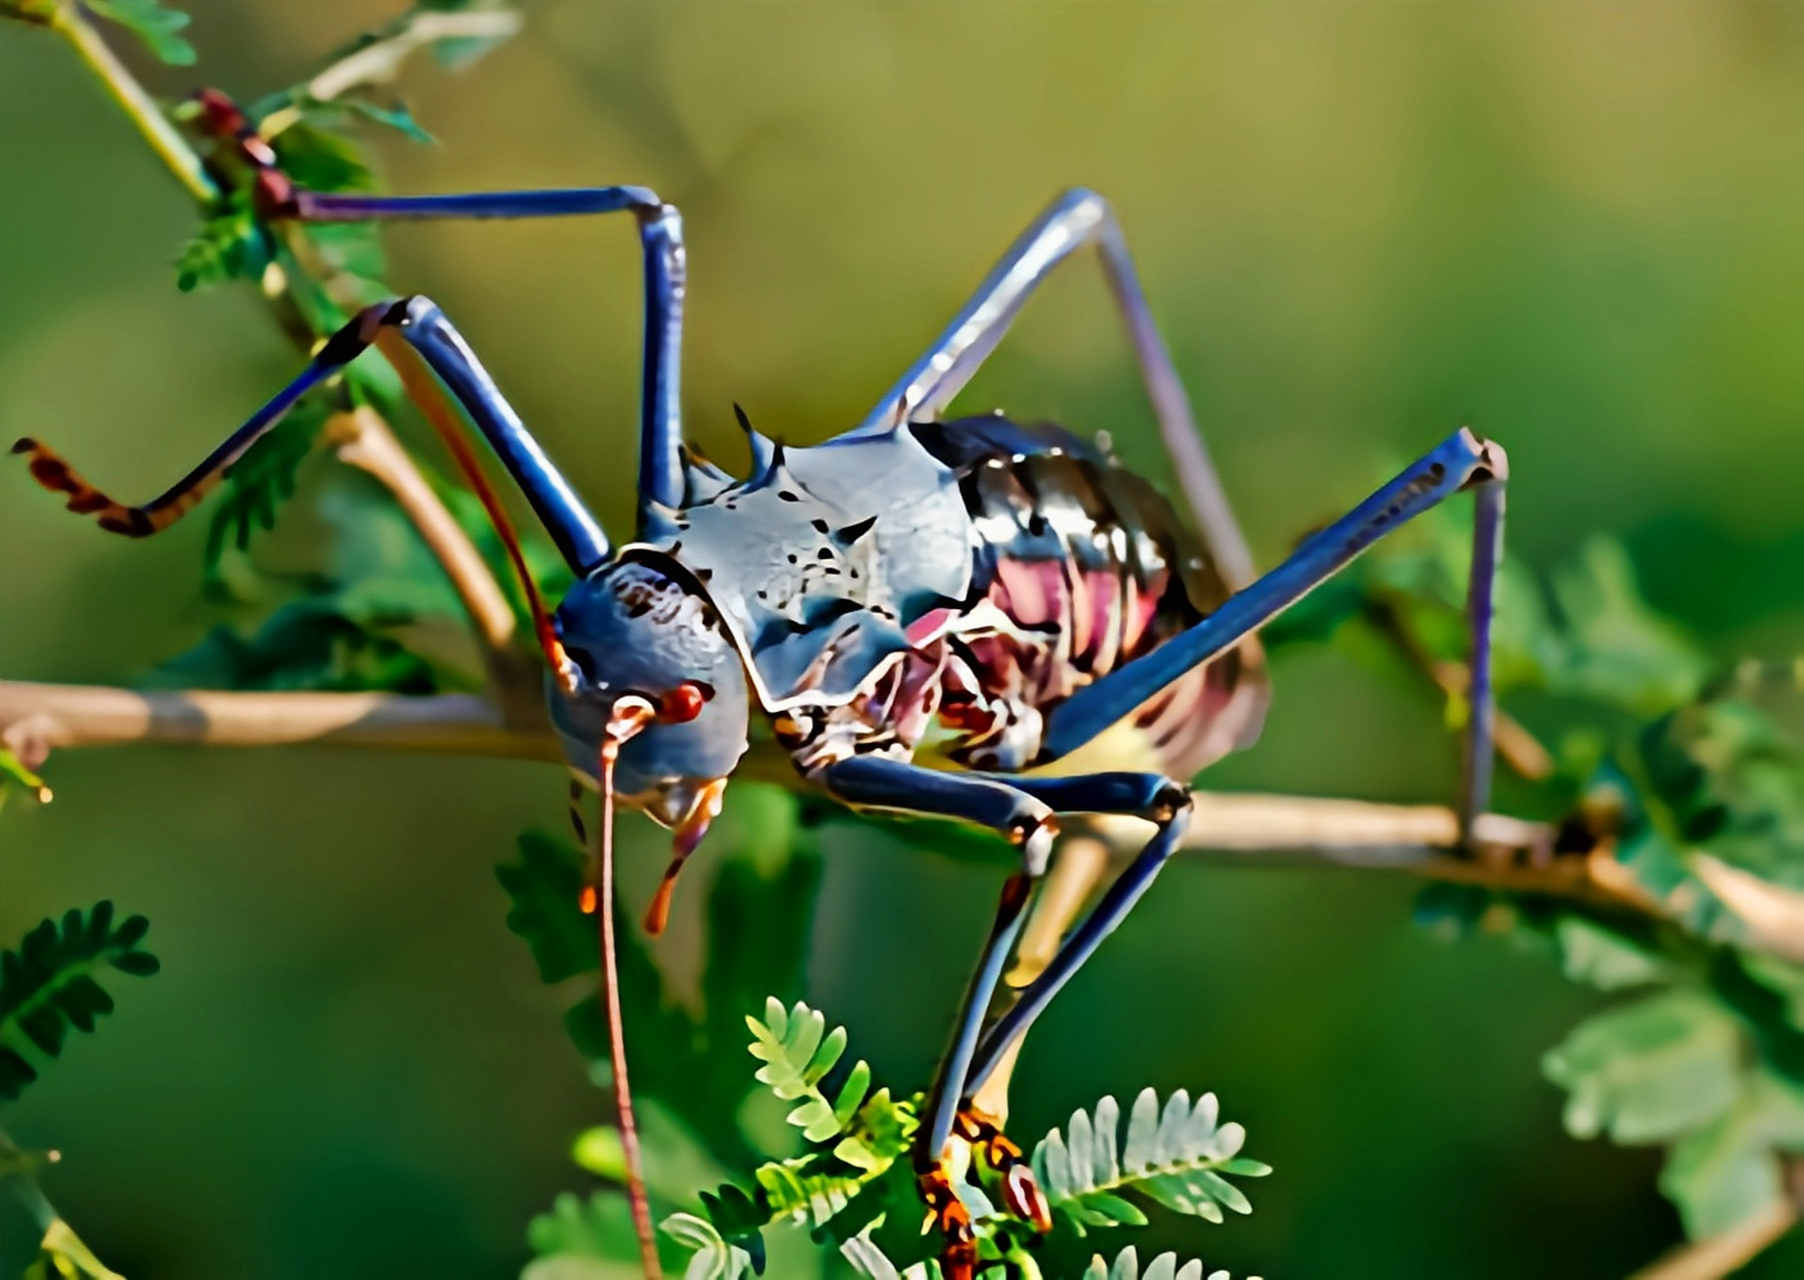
[854,187,1254,590]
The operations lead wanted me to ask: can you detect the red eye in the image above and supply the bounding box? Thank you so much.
[659,682,708,724]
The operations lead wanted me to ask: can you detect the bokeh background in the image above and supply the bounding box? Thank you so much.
[5,2,1804,1276]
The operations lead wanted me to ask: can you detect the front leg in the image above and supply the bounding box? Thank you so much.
[194,90,687,519]
[819,760,1192,1275]
[819,757,1057,1161]
[818,756,1056,1278]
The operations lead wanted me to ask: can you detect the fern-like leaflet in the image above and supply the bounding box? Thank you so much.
[1033,1089,1271,1233]
[671,1000,921,1274]
[0,903,160,1101]
[661,1212,755,1280]
[747,997,870,1142]
[838,1239,1252,1280]
[746,997,917,1173]
[1079,1246,1254,1280]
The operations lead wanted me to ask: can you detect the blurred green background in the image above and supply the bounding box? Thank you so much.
[4,2,1804,1276]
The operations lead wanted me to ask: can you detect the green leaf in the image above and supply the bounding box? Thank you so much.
[1032,1089,1268,1236]
[1548,538,1709,716]
[155,599,441,694]
[164,480,481,695]
[1742,954,1804,1033]
[270,119,377,194]
[1078,1248,1237,1280]
[1555,918,1675,991]
[344,98,436,144]
[572,1126,627,1184]
[524,1190,644,1279]
[1660,1068,1804,1239]
[497,831,595,985]
[0,745,51,809]
[753,1160,872,1231]
[1542,989,1743,1143]
[838,1223,941,1280]
[85,0,194,65]
[202,396,327,574]
[746,1001,873,1147]
[175,197,272,292]
[0,903,160,1102]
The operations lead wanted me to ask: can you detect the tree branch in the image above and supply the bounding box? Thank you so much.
[1168,793,1667,913]
[31,10,538,712]
[0,680,557,766]
[5,677,1801,961]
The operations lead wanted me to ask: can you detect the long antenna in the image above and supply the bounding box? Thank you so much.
[596,703,661,1277]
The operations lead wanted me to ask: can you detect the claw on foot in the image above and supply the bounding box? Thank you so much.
[919,1166,977,1280]
[955,1109,1053,1234]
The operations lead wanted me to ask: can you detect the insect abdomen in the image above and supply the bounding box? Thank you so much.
[911,416,1268,778]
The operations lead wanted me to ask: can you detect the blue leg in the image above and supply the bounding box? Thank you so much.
[820,756,1056,1170]
[16,297,611,574]
[1463,481,1505,840]
[820,759,1189,1167]
[967,805,1191,1099]
[1043,426,1510,838]
[853,188,1254,590]
[271,185,687,523]
[948,434,1508,1092]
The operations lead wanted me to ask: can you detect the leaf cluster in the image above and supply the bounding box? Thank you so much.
[1034,1090,1270,1234]
[501,789,836,1277]
[146,2,540,668]
[1283,496,1804,1247]
[669,1001,1268,1279]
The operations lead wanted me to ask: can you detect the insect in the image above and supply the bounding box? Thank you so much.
[14,92,1508,1280]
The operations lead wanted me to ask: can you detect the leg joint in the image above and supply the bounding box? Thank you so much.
[1010,808,1058,877]
[1152,779,1193,825]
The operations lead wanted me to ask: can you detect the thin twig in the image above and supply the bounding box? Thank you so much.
[1631,1194,1800,1280]
[306,8,524,103]
[1692,855,1804,964]
[45,2,216,204]
[1097,794,1657,913]
[0,1124,124,1279]
[325,407,524,671]
[1366,595,1555,782]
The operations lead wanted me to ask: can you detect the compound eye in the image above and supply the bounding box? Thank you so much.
[658,681,710,724]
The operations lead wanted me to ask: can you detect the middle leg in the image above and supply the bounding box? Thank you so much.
[819,760,1190,1161]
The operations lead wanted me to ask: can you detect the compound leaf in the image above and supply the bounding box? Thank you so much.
[1033,1089,1269,1235]
[0,903,159,1102]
